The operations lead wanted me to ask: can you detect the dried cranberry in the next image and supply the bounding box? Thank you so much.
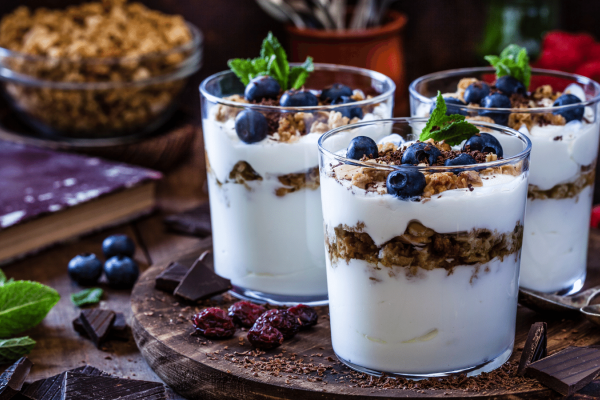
[192,308,236,338]
[288,304,318,329]
[228,301,267,327]
[247,323,284,349]
[255,309,299,339]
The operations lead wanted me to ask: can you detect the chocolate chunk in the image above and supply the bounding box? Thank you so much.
[19,366,108,400]
[526,346,600,396]
[79,309,116,348]
[164,202,211,237]
[517,322,547,376]
[0,357,32,400]
[73,313,129,342]
[174,257,231,302]
[61,372,165,399]
[154,261,193,293]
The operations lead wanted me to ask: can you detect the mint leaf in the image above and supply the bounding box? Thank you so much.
[0,270,5,285]
[485,44,531,88]
[0,336,36,363]
[289,57,314,89]
[419,92,479,146]
[261,32,289,90]
[70,288,103,307]
[0,281,60,338]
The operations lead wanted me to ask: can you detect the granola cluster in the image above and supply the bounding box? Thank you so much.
[0,0,195,136]
[528,164,596,200]
[325,220,524,274]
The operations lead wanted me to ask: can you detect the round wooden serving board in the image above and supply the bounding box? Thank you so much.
[132,234,600,400]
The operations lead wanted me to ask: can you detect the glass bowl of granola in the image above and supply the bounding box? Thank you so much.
[0,1,202,139]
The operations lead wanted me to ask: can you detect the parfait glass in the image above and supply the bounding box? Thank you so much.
[318,118,531,376]
[410,67,600,294]
[200,64,395,305]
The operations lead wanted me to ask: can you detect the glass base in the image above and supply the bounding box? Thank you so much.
[335,345,513,379]
[555,274,586,296]
[229,285,329,306]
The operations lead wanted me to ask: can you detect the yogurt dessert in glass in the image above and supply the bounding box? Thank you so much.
[318,102,531,377]
[200,34,394,304]
[410,44,600,294]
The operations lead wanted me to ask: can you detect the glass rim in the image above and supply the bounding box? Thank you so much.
[199,63,396,112]
[317,117,532,172]
[408,66,600,113]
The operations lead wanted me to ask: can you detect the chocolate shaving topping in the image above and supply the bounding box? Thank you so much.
[517,322,547,376]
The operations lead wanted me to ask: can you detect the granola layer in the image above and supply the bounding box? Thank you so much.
[527,164,596,200]
[325,221,523,275]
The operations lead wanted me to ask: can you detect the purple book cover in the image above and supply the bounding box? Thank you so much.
[0,141,163,230]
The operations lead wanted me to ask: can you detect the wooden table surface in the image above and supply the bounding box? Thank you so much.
[2,129,600,399]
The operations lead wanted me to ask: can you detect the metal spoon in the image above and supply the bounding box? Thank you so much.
[257,0,307,28]
[518,286,600,316]
[581,304,600,326]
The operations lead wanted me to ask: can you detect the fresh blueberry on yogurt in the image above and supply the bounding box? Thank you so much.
[430,97,468,116]
[479,93,512,125]
[553,93,584,122]
[331,96,364,119]
[235,109,268,144]
[280,89,319,107]
[464,82,490,104]
[495,75,526,96]
[346,136,378,160]
[244,76,281,102]
[321,83,353,102]
[462,132,504,157]
[386,169,427,200]
[401,142,442,166]
[444,153,477,166]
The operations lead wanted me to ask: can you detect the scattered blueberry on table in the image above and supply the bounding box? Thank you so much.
[68,253,103,285]
[102,234,135,258]
[104,255,139,289]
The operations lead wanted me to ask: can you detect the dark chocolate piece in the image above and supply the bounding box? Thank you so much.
[73,313,129,342]
[517,322,547,376]
[154,259,194,293]
[526,346,600,396]
[0,357,32,400]
[61,372,165,399]
[20,366,108,400]
[79,309,116,348]
[174,257,231,302]
[164,202,211,238]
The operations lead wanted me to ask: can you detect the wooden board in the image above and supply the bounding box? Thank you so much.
[131,232,600,400]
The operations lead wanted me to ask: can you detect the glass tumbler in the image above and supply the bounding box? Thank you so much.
[200,64,395,305]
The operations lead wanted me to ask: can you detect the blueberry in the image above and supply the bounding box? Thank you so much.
[102,234,135,258]
[68,253,103,285]
[244,76,281,102]
[104,255,139,289]
[479,93,512,125]
[331,96,364,119]
[321,83,353,102]
[346,136,378,160]
[444,153,477,166]
[495,76,526,96]
[462,132,504,157]
[279,89,319,107]
[464,82,490,104]
[386,169,427,200]
[401,142,442,166]
[234,109,268,144]
[430,97,468,116]
[552,94,584,122]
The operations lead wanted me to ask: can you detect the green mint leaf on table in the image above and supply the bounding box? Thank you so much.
[484,44,531,88]
[70,288,103,307]
[0,336,36,363]
[228,32,313,90]
[0,269,5,285]
[0,281,60,338]
[419,92,479,146]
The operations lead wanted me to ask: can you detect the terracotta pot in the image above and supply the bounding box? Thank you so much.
[286,10,408,115]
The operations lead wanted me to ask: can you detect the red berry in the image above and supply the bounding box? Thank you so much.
[228,301,267,327]
[255,309,299,339]
[192,308,236,338]
[591,206,600,229]
[247,323,284,349]
[288,304,318,329]
[575,61,600,83]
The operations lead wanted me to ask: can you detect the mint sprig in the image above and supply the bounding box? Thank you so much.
[0,280,60,338]
[419,92,479,146]
[227,32,314,90]
[0,336,36,363]
[485,44,531,88]
[70,288,103,307]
